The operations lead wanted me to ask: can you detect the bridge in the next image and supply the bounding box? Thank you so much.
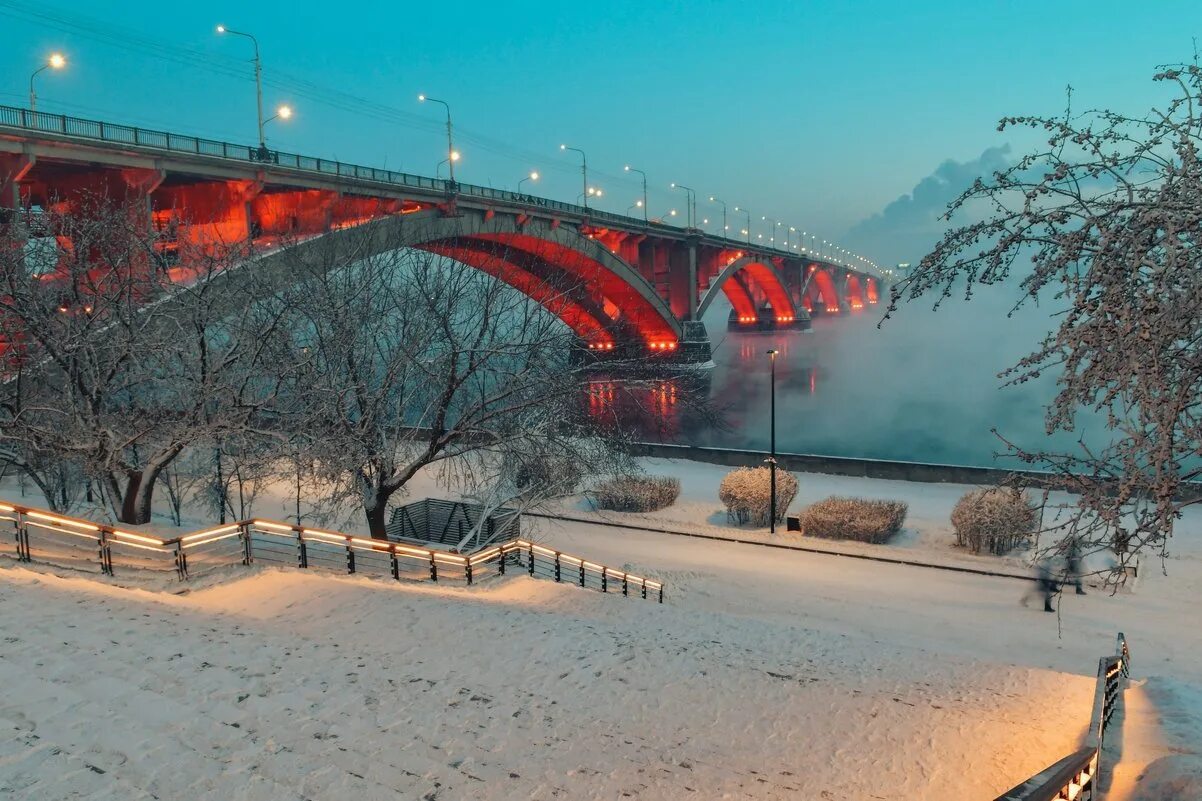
[0,105,881,364]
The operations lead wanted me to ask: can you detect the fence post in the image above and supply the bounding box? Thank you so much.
[465,560,473,586]
[623,575,629,596]
[554,552,561,582]
[641,581,647,600]
[240,523,253,565]
[429,552,438,582]
[659,585,663,604]
[297,531,308,569]
[391,549,400,580]
[174,542,188,581]
[498,547,506,575]
[528,544,535,576]
[601,567,607,593]
[98,528,113,576]
[14,511,29,562]
[346,538,355,574]
[578,561,585,587]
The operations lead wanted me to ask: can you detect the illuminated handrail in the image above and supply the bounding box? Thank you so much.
[0,499,662,600]
[994,633,1130,801]
[0,103,868,276]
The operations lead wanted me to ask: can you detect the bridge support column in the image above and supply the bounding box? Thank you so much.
[687,242,699,321]
[0,154,35,213]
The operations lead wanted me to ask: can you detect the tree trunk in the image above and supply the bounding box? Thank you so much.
[365,495,390,539]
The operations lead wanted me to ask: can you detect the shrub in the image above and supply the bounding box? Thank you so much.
[799,496,908,543]
[950,487,1038,555]
[719,466,798,526]
[590,475,681,513]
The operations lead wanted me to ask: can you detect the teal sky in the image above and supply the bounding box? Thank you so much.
[2,0,1197,264]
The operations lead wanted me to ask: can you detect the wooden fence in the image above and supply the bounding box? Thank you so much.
[995,633,1130,801]
[0,501,663,602]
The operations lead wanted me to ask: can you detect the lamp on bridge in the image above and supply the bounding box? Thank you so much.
[560,144,589,210]
[670,183,697,229]
[30,52,66,114]
[709,196,728,238]
[215,25,266,147]
[626,199,644,215]
[264,104,293,129]
[766,348,779,535]
[624,165,649,221]
[418,94,458,185]
[518,171,539,192]
[734,206,752,244]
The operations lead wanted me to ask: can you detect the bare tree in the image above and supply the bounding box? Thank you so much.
[889,64,1202,577]
[269,219,673,539]
[0,195,288,524]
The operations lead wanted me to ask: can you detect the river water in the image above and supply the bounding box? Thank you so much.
[604,292,1101,468]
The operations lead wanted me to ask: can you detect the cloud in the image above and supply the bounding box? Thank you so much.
[844,145,1012,266]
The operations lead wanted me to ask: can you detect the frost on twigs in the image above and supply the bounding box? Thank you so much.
[719,466,798,527]
[798,496,908,544]
[885,63,1202,580]
[950,487,1037,555]
[589,475,681,513]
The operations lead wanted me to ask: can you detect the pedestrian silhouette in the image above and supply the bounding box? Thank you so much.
[1066,538,1087,595]
[1022,558,1059,612]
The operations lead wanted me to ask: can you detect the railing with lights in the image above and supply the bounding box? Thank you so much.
[0,499,663,602]
[0,103,878,277]
[994,633,1130,801]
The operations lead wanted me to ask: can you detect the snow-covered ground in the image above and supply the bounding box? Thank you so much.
[1,457,1201,799]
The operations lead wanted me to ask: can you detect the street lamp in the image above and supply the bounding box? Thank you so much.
[762,216,780,248]
[766,348,779,535]
[436,150,461,178]
[786,226,796,250]
[518,170,539,192]
[418,94,457,184]
[264,104,292,127]
[670,182,697,229]
[709,196,727,240]
[734,206,752,244]
[627,199,644,215]
[560,144,589,210]
[654,209,678,224]
[216,25,266,147]
[30,52,66,114]
[624,165,648,221]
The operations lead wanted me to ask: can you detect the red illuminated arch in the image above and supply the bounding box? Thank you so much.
[845,274,864,310]
[865,277,879,304]
[806,267,840,313]
[696,257,800,321]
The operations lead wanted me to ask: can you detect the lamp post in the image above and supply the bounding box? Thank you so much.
[709,196,727,239]
[624,165,648,221]
[766,348,779,534]
[262,104,292,135]
[670,183,696,229]
[762,216,780,248]
[518,170,539,192]
[30,52,67,114]
[654,209,678,224]
[627,200,644,215]
[734,206,752,244]
[560,144,589,210]
[216,25,266,147]
[787,226,796,250]
[418,94,457,184]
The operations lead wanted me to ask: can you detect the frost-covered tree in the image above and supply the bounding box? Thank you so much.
[268,218,680,539]
[889,65,1202,576]
[0,195,287,523]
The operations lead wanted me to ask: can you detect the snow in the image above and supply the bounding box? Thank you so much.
[2,455,1202,799]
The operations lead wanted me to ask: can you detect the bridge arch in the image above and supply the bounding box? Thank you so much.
[696,257,800,321]
[805,267,841,314]
[845,274,864,310]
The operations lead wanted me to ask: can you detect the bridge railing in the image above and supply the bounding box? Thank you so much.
[0,103,868,275]
[994,633,1130,801]
[0,499,663,602]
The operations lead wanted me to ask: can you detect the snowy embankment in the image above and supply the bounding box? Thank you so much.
[1,563,1090,800]
[3,456,1202,798]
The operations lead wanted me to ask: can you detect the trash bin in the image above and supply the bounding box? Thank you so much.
[786,515,801,532]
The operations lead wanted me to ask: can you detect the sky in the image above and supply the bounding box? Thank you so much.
[3,0,1199,267]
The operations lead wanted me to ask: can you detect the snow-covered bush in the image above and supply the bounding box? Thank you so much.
[950,487,1038,555]
[799,496,907,543]
[719,466,798,526]
[589,475,680,512]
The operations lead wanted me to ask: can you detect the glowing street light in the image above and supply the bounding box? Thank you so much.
[709,196,727,239]
[30,52,66,114]
[264,104,293,126]
[518,170,539,192]
[624,165,648,221]
[762,215,780,248]
[766,348,780,535]
[670,182,697,229]
[216,25,268,147]
[626,199,644,215]
[418,94,458,185]
[733,206,752,244]
[436,150,461,178]
[560,144,590,210]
